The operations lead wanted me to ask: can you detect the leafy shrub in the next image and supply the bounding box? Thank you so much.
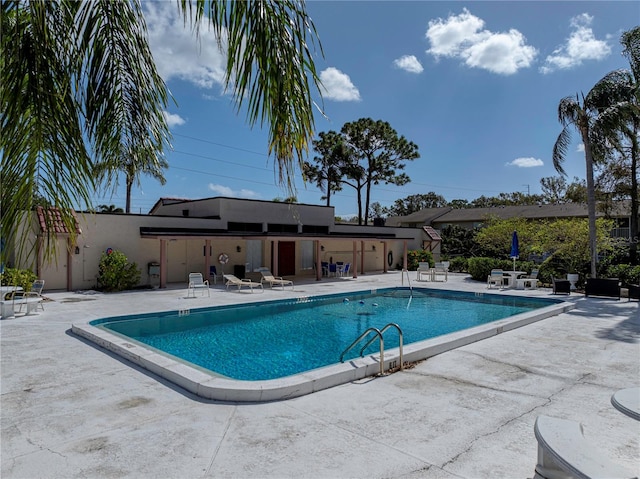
[97,250,141,292]
[0,267,37,291]
[604,264,640,286]
[467,257,535,282]
[467,257,503,281]
[448,256,468,272]
[407,250,434,271]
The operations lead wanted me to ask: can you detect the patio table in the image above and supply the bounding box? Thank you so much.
[502,271,527,289]
[611,387,640,421]
[1,286,23,294]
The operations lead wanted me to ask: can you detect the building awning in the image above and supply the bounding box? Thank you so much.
[139,226,411,242]
[422,226,442,252]
[422,226,442,241]
[36,207,82,235]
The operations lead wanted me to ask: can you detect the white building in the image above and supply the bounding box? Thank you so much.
[9,197,429,291]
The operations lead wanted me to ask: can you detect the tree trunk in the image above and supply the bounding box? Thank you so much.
[125,176,133,214]
[364,178,372,226]
[357,183,363,225]
[582,136,598,278]
[630,124,639,264]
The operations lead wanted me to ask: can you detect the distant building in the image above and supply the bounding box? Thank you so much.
[387,202,634,240]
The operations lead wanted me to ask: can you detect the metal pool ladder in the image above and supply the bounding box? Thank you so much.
[339,323,404,376]
[401,268,413,293]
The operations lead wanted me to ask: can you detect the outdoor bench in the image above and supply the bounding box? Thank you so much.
[0,297,43,318]
[584,278,621,300]
[0,300,15,319]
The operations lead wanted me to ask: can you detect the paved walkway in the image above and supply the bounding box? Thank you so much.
[2,272,639,478]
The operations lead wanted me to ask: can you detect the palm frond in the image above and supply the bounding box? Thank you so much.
[621,26,640,82]
[1,1,92,264]
[178,0,324,195]
[557,96,580,126]
[552,127,571,176]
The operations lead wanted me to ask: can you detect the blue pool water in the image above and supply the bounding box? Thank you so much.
[92,288,559,381]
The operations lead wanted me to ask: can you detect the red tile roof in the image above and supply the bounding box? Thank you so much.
[36,207,82,234]
[422,226,442,241]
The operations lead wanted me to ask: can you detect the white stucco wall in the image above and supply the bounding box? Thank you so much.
[11,207,424,291]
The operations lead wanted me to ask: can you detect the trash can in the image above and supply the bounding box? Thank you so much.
[148,262,160,276]
[234,264,245,278]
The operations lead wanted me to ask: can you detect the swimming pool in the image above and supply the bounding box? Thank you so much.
[73,287,573,402]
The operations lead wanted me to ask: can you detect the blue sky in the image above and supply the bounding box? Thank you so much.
[94,2,639,217]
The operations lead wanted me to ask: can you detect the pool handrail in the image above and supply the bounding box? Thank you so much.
[358,323,403,372]
[340,323,404,375]
[340,327,384,376]
[401,269,413,293]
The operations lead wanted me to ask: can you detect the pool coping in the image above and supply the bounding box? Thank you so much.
[71,289,575,402]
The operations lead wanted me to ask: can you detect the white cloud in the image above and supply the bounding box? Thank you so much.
[393,55,424,74]
[319,67,361,101]
[426,8,537,75]
[426,8,486,58]
[540,13,611,74]
[208,184,260,199]
[506,157,544,168]
[163,111,186,127]
[144,2,227,90]
[576,143,585,153]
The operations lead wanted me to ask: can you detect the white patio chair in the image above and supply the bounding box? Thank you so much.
[487,269,504,289]
[433,262,448,282]
[187,273,210,297]
[16,279,45,313]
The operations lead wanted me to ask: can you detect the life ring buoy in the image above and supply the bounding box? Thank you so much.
[218,253,229,264]
[387,251,393,267]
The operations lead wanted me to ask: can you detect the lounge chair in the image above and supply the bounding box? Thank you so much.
[487,269,504,289]
[260,270,294,290]
[552,277,571,295]
[223,274,263,292]
[15,279,45,313]
[187,273,210,297]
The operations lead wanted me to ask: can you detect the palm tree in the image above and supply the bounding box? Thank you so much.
[588,27,639,264]
[98,205,125,213]
[552,93,600,278]
[1,0,322,264]
[96,145,169,214]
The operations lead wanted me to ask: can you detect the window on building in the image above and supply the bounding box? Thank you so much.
[228,222,262,232]
[246,240,263,272]
[267,223,298,233]
[300,240,314,270]
[302,224,329,234]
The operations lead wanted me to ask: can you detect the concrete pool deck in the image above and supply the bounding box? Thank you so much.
[2,272,639,478]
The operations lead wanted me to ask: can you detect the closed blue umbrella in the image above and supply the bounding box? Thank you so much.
[510,231,519,271]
